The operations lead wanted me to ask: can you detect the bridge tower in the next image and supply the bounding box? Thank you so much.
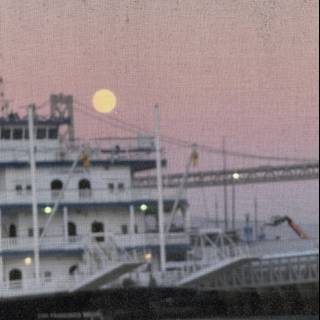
[50,93,75,141]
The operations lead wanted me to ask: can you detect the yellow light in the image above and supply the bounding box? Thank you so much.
[24,257,32,266]
[44,206,53,215]
[93,89,117,113]
[144,252,153,263]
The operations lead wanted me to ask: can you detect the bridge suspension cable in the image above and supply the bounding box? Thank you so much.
[74,100,317,163]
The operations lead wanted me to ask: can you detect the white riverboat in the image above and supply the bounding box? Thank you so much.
[0,90,318,299]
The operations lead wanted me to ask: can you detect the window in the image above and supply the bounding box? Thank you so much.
[24,129,29,139]
[135,225,139,234]
[26,185,32,194]
[48,128,58,139]
[28,228,44,237]
[36,128,46,139]
[68,222,77,237]
[51,179,63,199]
[1,128,10,140]
[118,183,125,191]
[9,224,17,238]
[79,179,92,199]
[13,128,23,140]
[9,269,22,289]
[15,185,23,195]
[108,183,115,192]
[9,269,22,281]
[121,225,128,235]
[91,221,104,242]
[44,271,52,282]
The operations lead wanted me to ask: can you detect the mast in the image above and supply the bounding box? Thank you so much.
[28,105,40,283]
[155,104,166,273]
[222,137,229,232]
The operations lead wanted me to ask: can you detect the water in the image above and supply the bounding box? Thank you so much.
[169,317,318,320]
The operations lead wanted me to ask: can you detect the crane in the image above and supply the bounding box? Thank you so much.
[265,216,310,240]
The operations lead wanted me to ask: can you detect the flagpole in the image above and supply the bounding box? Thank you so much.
[155,104,166,273]
[28,105,40,284]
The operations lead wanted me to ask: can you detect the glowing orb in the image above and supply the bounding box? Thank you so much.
[144,252,153,263]
[140,204,148,212]
[44,206,53,215]
[93,89,117,113]
[232,173,241,180]
[24,257,33,266]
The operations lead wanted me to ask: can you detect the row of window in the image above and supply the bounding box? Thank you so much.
[8,265,78,286]
[7,221,139,239]
[51,179,125,191]
[13,180,126,196]
[1,127,58,140]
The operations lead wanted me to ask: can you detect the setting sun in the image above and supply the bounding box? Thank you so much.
[92,89,117,113]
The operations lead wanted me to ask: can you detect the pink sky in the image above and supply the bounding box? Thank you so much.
[0,0,319,225]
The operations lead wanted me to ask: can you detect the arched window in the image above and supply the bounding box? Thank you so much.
[44,271,52,282]
[78,179,91,199]
[91,221,104,242]
[69,265,78,276]
[51,179,63,200]
[68,222,77,237]
[9,224,17,238]
[9,269,22,289]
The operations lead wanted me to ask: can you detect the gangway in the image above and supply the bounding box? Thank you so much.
[178,255,256,288]
[71,261,143,292]
[71,235,143,292]
[175,238,319,290]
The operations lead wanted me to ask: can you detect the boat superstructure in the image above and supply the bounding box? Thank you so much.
[0,90,318,301]
[0,93,191,297]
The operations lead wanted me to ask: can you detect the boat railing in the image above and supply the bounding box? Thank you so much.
[0,276,74,298]
[247,238,319,258]
[0,231,190,253]
[0,187,180,205]
[0,138,158,163]
[0,235,84,252]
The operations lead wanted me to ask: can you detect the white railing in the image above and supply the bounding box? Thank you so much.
[0,138,157,163]
[0,187,180,205]
[247,238,319,258]
[113,232,190,248]
[0,232,189,253]
[0,276,74,298]
[0,235,84,252]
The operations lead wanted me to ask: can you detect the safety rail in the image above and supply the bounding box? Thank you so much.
[0,232,189,253]
[247,238,319,258]
[0,235,84,252]
[0,276,74,298]
[0,137,157,163]
[0,188,181,205]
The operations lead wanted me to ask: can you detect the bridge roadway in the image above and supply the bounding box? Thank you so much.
[133,162,319,188]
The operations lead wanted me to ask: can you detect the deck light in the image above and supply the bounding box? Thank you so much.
[44,206,53,215]
[232,172,240,180]
[140,204,148,212]
[144,252,153,263]
[24,257,33,266]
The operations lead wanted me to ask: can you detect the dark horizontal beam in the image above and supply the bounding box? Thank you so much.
[133,162,319,189]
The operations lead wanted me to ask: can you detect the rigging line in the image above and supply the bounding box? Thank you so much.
[74,100,318,163]
[75,100,150,134]
[75,105,143,135]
